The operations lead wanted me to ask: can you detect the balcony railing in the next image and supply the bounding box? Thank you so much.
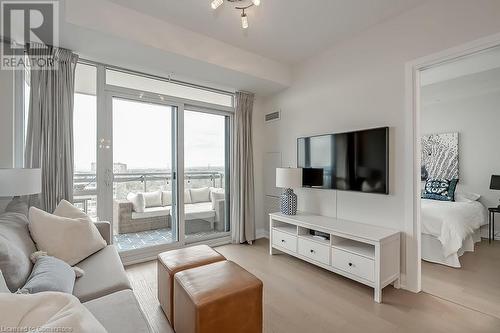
[73,171,225,217]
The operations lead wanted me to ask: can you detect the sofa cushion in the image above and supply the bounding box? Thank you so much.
[190,187,210,203]
[29,207,106,266]
[73,245,131,302]
[127,192,146,212]
[185,202,216,220]
[131,206,171,220]
[162,190,172,206]
[20,256,76,294]
[53,199,92,221]
[84,289,156,333]
[143,191,162,208]
[0,211,36,292]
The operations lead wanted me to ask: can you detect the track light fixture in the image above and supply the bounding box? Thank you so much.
[210,0,261,29]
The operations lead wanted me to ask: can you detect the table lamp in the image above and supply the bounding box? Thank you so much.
[490,175,500,209]
[0,168,42,198]
[276,168,302,215]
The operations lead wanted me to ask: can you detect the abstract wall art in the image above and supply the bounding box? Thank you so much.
[421,132,459,181]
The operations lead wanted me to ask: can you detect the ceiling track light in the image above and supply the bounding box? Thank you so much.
[210,0,261,29]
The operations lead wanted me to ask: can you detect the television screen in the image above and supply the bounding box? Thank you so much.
[297,127,389,194]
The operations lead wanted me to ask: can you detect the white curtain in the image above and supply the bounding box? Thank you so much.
[24,44,79,212]
[231,91,256,244]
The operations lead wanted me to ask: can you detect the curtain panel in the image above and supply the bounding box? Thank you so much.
[24,44,79,212]
[231,91,256,244]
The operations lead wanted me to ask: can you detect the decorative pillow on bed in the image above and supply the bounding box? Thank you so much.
[422,179,459,201]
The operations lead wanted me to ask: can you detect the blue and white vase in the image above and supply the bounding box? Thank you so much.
[280,188,297,215]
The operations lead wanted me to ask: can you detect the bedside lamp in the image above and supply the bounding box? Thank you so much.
[490,175,500,209]
[276,168,302,215]
[0,168,42,197]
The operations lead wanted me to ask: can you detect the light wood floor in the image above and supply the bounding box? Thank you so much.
[126,239,500,333]
[422,239,500,319]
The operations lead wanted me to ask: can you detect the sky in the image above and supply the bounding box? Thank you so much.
[73,94,226,172]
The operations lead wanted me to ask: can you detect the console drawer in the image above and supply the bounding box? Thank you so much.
[331,248,374,282]
[272,229,297,252]
[298,238,330,265]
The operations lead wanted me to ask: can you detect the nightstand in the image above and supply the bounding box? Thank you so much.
[488,207,500,243]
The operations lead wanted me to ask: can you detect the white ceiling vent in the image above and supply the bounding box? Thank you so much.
[265,110,281,123]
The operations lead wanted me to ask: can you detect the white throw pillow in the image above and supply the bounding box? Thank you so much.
[143,191,162,208]
[190,187,211,203]
[0,292,106,333]
[28,207,106,266]
[455,185,481,202]
[127,192,145,212]
[53,200,92,221]
[162,191,172,206]
[184,189,192,204]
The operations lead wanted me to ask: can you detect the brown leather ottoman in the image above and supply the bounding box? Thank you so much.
[174,260,263,333]
[157,245,225,326]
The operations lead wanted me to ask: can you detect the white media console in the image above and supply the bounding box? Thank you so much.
[269,212,400,303]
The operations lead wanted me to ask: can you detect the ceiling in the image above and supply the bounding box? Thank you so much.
[107,0,425,64]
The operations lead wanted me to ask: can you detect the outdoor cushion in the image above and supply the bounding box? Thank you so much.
[185,202,216,220]
[0,211,37,292]
[84,289,155,333]
[211,191,225,210]
[20,255,76,294]
[143,191,162,208]
[28,207,106,266]
[162,190,173,206]
[190,187,210,203]
[184,190,192,204]
[132,206,171,220]
[127,193,146,212]
[73,245,131,302]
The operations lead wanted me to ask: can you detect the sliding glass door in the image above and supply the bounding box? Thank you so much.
[68,62,234,260]
[110,97,178,251]
[183,109,231,243]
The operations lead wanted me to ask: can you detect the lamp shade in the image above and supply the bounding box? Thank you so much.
[0,168,42,196]
[276,168,302,189]
[490,175,500,190]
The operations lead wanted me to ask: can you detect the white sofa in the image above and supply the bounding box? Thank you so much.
[114,187,226,234]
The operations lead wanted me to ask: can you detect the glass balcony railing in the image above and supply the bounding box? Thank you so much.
[73,171,225,218]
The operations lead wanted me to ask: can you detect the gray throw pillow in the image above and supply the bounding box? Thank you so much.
[20,256,76,294]
[0,211,37,292]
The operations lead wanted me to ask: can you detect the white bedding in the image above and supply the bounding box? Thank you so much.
[421,199,487,257]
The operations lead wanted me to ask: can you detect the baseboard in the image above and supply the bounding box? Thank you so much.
[256,228,269,239]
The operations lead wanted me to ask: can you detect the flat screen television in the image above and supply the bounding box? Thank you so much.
[297,127,389,194]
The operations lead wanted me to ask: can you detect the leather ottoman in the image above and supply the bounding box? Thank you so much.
[174,260,263,333]
[157,245,225,326]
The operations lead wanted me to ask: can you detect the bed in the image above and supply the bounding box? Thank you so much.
[421,197,487,268]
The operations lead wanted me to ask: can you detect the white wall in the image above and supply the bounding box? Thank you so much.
[254,0,500,291]
[422,87,500,208]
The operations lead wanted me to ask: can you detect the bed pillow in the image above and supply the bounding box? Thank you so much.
[455,186,481,202]
[20,256,76,294]
[422,179,459,201]
[28,207,106,266]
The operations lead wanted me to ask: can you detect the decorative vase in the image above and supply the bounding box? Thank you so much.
[280,188,297,215]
